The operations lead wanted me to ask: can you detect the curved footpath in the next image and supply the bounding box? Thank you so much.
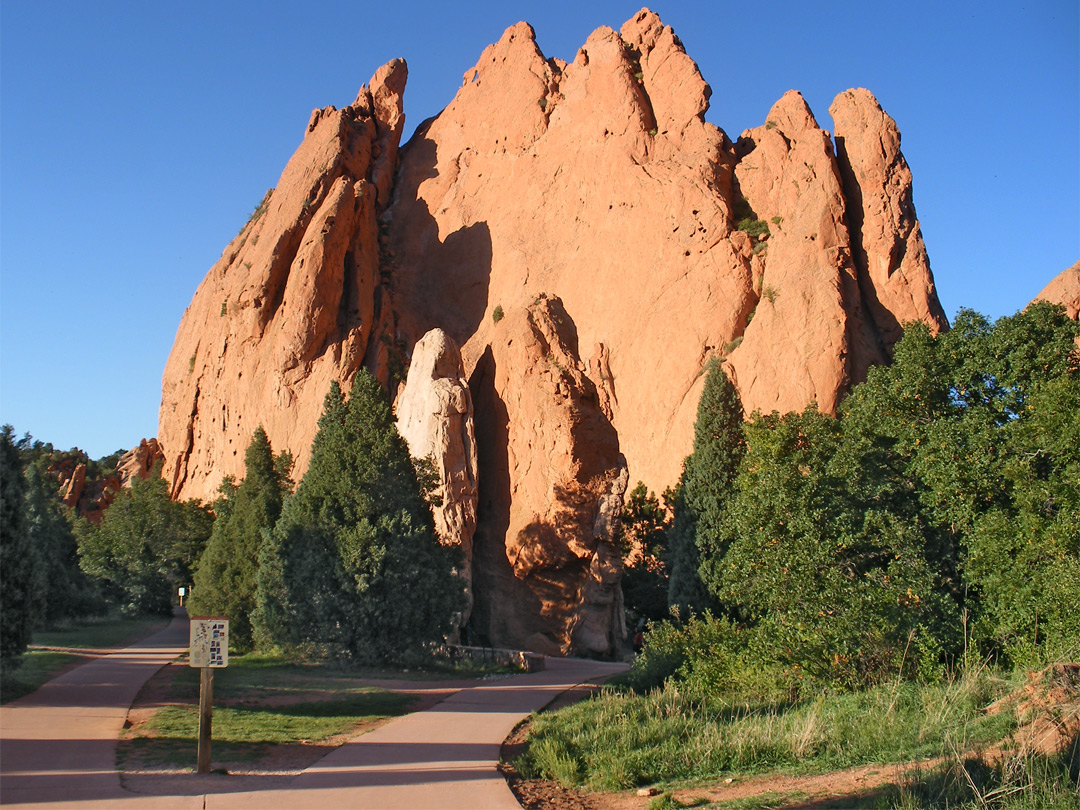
[0,612,627,809]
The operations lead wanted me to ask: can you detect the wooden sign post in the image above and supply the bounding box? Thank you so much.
[189,617,228,774]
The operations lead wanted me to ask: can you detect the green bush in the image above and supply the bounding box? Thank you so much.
[736,217,770,239]
[76,469,211,617]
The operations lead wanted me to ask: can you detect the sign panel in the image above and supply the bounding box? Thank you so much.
[189,618,229,668]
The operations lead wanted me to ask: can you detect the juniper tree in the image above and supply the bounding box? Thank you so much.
[1,426,39,665]
[189,427,291,649]
[667,360,745,615]
[254,371,463,663]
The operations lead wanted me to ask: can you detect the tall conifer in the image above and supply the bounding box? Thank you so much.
[667,360,745,615]
[190,427,290,649]
[254,372,463,662]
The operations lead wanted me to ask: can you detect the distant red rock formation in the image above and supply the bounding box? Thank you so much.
[1034,261,1080,320]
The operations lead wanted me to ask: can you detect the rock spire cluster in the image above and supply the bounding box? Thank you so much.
[159,9,949,655]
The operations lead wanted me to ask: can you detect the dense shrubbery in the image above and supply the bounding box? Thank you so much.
[527,306,1078,800]
[75,470,212,616]
[633,303,1080,697]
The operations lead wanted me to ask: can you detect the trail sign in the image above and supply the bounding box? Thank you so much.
[188,617,229,773]
[189,618,229,668]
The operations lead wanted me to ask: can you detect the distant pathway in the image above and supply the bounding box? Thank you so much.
[0,614,626,809]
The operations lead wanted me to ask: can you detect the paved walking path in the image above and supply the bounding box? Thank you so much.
[0,610,194,808]
[0,612,627,809]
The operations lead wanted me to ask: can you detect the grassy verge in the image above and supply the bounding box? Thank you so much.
[119,652,417,771]
[518,666,1018,791]
[1,614,170,703]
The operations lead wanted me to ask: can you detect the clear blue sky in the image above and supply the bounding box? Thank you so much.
[2,0,1077,459]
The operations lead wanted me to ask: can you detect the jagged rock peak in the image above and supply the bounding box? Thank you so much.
[159,60,408,503]
[620,8,712,139]
[159,10,952,655]
[830,87,948,346]
[764,89,821,136]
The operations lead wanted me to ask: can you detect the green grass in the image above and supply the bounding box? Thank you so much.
[518,666,1019,791]
[30,615,169,649]
[120,652,419,769]
[1,614,169,703]
[125,691,411,768]
[710,792,811,809]
[879,746,1080,809]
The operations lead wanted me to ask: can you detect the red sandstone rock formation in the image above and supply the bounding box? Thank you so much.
[117,438,164,486]
[1033,261,1080,319]
[159,61,408,503]
[830,88,948,346]
[47,451,122,524]
[468,295,627,656]
[159,9,950,654]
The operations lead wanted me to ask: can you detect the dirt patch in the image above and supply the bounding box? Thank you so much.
[987,662,1080,758]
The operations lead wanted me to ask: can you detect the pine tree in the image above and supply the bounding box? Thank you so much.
[667,360,745,615]
[189,427,291,650]
[254,372,464,663]
[1,426,40,665]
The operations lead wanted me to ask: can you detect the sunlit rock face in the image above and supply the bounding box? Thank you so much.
[160,10,947,656]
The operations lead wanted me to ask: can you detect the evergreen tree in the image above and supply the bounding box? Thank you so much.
[23,462,104,625]
[254,372,464,663]
[189,427,291,650]
[77,469,212,616]
[1,426,40,665]
[667,360,745,614]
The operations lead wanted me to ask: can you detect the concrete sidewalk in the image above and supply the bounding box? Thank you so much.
[0,612,626,809]
[204,656,626,809]
[0,610,197,809]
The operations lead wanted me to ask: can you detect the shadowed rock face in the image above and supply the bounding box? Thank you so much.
[159,10,949,656]
[468,295,627,657]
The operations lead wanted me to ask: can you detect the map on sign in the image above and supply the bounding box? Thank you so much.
[189,618,229,668]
